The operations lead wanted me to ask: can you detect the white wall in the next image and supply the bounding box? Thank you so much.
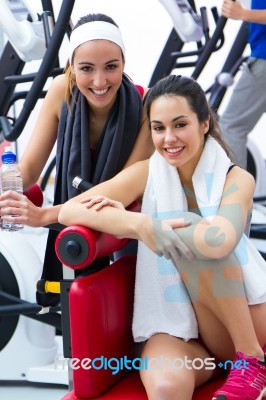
[5,0,265,171]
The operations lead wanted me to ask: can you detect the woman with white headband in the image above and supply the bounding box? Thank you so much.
[0,13,154,307]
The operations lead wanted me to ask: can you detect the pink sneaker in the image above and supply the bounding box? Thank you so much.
[212,351,266,400]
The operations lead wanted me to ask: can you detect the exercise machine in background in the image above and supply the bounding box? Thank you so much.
[0,0,75,385]
[0,0,265,390]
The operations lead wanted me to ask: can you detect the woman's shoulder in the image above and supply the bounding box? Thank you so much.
[227,164,256,191]
[125,158,150,173]
[121,159,150,185]
[44,74,67,117]
[226,165,256,216]
[49,73,67,93]
[228,164,255,180]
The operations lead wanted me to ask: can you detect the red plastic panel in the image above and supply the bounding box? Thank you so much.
[24,183,43,207]
[61,370,226,399]
[69,256,137,398]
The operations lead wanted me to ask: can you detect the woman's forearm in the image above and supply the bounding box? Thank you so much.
[59,200,148,241]
[59,200,245,261]
[175,206,244,260]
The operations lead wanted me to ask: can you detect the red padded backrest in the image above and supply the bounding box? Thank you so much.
[69,256,139,399]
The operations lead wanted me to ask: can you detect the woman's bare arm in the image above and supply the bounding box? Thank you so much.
[0,75,66,227]
[59,159,194,259]
[58,160,153,241]
[173,167,255,260]
[19,74,66,189]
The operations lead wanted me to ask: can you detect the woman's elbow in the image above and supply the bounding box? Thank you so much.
[197,235,237,260]
[58,201,73,226]
[216,239,239,259]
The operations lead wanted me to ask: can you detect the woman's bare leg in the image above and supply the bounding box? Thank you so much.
[140,334,214,400]
[180,253,265,360]
[139,253,266,399]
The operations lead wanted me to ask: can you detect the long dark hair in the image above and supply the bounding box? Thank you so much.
[144,75,234,159]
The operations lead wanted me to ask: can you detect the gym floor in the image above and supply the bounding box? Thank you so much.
[0,334,70,400]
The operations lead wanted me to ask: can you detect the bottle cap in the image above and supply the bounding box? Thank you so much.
[2,147,16,163]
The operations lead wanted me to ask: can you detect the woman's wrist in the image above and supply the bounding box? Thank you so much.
[39,205,62,227]
[131,213,150,240]
[135,214,155,248]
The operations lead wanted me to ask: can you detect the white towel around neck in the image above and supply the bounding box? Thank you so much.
[132,137,266,343]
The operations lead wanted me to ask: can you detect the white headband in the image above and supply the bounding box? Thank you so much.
[69,21,126,63]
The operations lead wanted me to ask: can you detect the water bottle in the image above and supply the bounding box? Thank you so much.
[0,146,24,231]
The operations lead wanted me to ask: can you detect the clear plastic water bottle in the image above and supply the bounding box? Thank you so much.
[0,146,23,231]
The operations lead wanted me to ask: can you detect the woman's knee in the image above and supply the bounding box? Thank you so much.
[139,334,213,399]
[140,368,195,400]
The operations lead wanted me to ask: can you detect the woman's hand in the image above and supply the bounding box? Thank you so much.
[153,218,195,264]
[137,216,195,265]
[0,190,44,227]
[80,195,125,211]
[80,196,195,265]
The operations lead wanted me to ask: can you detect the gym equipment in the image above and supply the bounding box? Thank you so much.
[0,228,56,381]
[0,0,46,62]
[0,0,265,393]
[0,184,66,384]
[247,136,266,198]
[159,0,203,43]
[149,0,223,86]
[0,0,75,385]
[54,225,227,400]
